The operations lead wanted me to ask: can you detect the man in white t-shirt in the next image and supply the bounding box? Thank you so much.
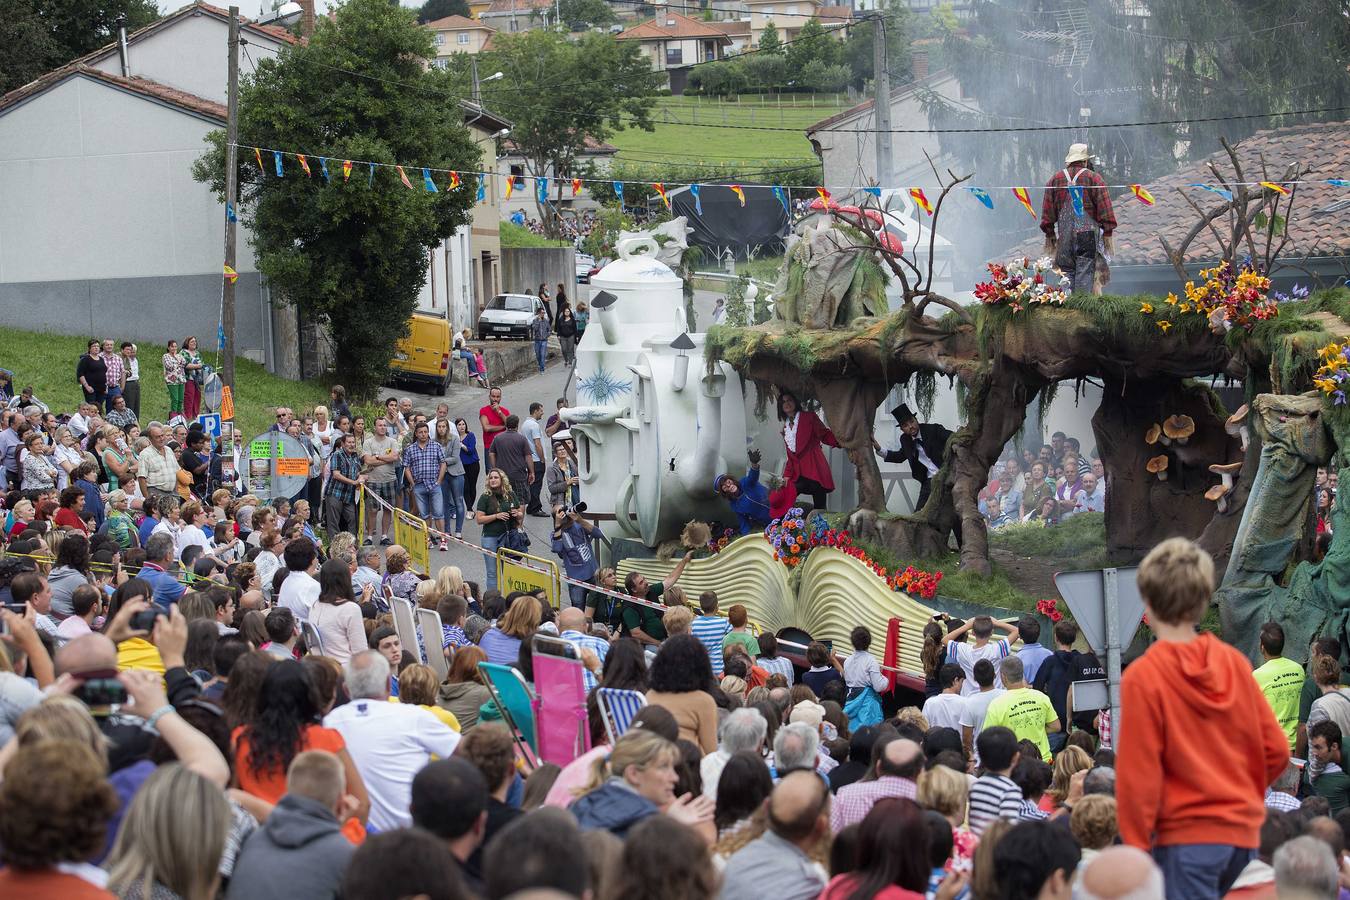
[521,402,547,517]
[276,538,320,622]
[324,650,461,832]
[941,613,1016,696]
[960,658,1006,763]
[922,663,967,731]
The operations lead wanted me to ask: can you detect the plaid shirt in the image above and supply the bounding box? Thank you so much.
[1039,163,1118,238]
[103,352,124,391]
[402,439,445,486]
[326,447,363,503]
[830,775,917,832]
[1266,790,1301,813]
[561,629,610,692]
[106,407,138,429]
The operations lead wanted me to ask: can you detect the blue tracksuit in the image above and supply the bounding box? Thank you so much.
[724,467,771,534]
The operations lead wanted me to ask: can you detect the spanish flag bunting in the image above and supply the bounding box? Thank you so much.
[254,147,264,171]
[223,264,238,284]
[909,187,933,215]
[449,171,461,190]
[342,160,352,182]
[654,182,670,210]
[571,178,583,197]
[297,154,311,177]
[1129,184,1155,206]
[505,177,515,200]
[1260,181,1291,195]
[816,186,831,206]
[726,184,744,207]
[1012,187,1036,217]
[397,166,414,190]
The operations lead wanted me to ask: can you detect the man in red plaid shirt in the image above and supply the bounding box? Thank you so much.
[1040,143,1117,295]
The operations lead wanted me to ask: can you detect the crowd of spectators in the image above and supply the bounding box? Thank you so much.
[977,430,1105,529]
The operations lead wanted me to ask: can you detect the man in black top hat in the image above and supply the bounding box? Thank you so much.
[874,403,952,510]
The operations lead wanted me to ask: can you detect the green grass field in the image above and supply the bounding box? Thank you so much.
[0,326,331,439]
[609,94,852,165]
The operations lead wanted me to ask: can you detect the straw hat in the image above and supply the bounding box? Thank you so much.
[1065,143,1092,164]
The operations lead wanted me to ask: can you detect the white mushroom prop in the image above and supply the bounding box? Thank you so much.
[1225,404,1250,453]
[1207,461,1242,513]
[1147,454,1169,481]
[1163,415,1196,446]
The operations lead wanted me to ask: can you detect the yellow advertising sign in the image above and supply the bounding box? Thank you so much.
[393,509,430,574]
[220,386,235,420]
[497,550,559,607]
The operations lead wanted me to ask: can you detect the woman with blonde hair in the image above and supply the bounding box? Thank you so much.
[1047,744,1093,809]
[569,727,713,838]
[474,467,520,591]
[917,763,979,869]
[433,565,467,605]
[102,424,137,491]
[397,663,461,731]
[107,763,230,900]
[311,403,335,473]
[479,592,540,666]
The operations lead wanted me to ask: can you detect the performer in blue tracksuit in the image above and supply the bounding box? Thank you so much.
[715,449,772,534]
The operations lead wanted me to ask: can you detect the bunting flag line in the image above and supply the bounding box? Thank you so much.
[1330,179,1350,187]
[862,186,881,199]
[319,158,330,182]
[1068,185,1085,217]
[653,182,670,210]
[690,183,703,216]
[1189,183,1233,201]
[367,163,374,187]
[816,186,832,206]
[772,185,789,216]
[571,177,583,197]
[217,324,226,352]
[449,171,461,190]
[273,151,283,177]
[613,181,625,206]
[223,264,238,284]
[536,176,548,204]
[423,168,437,193]
[225,202,236,223]
[909,187,933,216]
[505,176,515,200]
[476,174,486,202]
[1012,187,1036,217]
[1260,181,1291,195]
[730,185,746,207]
[1129,184,1155,206]
[967,187,994,209]
[254,147,264,171]
[396,166,414,190]
[297,154,311,177]
[342,159,352,182]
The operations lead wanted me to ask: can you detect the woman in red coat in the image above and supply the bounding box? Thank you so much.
[778,389,839,513]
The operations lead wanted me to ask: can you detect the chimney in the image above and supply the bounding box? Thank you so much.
[296,0,316,37]
[911,48,929,80]
[116,15,131,77]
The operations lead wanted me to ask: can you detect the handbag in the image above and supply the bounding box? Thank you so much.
[503,527,530,553]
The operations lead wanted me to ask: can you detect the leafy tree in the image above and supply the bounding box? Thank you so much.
[417,0,471,22]
[785,18,838,75]
[839,0,911,91]
[0,0,159,94]
[557,0,616,27]
[192,0,481,397]
[468,30,661,233]
[757,21,782,54]
[740,52,789,92]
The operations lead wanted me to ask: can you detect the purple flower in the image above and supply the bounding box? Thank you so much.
[1336,391,1346,406]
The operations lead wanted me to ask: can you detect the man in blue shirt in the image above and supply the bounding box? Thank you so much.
[715,449,771,535]
[558,606,609,692]
[140,532,186,609]
[1016,616,1054,684]
[550,505,600,609]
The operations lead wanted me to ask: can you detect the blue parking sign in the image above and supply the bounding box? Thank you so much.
[197,413,222,439]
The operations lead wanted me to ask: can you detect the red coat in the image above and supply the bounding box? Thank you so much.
[781,410,839,490]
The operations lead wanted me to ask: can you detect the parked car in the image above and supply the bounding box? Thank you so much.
[575,253,595,284]
[390,310,452,395]
[587,258,609,282]
[478,293,544,341]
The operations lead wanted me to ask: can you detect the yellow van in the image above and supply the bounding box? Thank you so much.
[390,310,452,395]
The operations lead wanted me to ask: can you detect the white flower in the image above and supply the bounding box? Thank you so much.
[1035,256,1054,271]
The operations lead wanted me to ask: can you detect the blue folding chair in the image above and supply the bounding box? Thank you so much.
[596,687,647,746]
[478,661,539,767]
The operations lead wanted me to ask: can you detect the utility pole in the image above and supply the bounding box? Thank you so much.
[472,56,480,103]
[221,5,240,389]
[872,14,894,194]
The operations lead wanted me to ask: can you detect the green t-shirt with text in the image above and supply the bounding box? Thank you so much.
[982,687,1058,762]
[1254,656,1305,749]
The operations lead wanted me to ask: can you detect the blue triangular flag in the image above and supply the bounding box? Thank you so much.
[217,324,226,351]
[967,187,994,209]
[477,174,487,202]
[225,201,236,222]
[536,176,548,204]
[862,186,881,199]
[319,158,330,182]
[613,181,625,207]
[690,183,703,216]
[1189,183,1233,201]
[273,151,283,177]
[1068,185,1085,217]
[368,163,375,188]
[1329,179,1350,188]
[423,168,438,193]
[772,185,789,216]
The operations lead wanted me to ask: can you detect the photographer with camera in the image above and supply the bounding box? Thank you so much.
[550,502,601,609]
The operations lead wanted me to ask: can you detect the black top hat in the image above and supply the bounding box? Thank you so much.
[891,403,918,426]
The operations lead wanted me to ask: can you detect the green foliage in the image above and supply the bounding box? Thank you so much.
[192,0,481,399]
[0,0,159,94]
[737,255,787,283]
[417,0,470,22]
[786,18,839,72]
[1037,381,1059,428]
[579,205,635,259]
[838,0,912,91]
[500,222,569,248]
[686,60,750,97]
[757,22,782,54]
[555,0,616,27]
[990,513,1107,559]
[913,370,936,420]
[724,275,753,328]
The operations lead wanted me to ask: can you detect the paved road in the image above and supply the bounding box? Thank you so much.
[374,284,726,586]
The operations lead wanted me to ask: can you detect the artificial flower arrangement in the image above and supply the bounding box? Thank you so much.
[765,508,943,599]
[1142,261,1278,334]
[1314,340,1350,406]
[1036,597,1065,623]
[973,257,1070,313]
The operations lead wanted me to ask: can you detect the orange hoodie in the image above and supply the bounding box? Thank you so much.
[1117,632,1288,850]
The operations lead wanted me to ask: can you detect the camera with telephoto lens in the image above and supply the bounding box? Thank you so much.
[560,501,588,516]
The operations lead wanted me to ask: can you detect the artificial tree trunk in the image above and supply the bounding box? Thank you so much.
[815,377,890,512]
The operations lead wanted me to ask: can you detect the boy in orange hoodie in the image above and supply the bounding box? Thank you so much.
[1118,538,1289,899]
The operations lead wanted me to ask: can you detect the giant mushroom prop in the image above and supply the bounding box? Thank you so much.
[1147,455,1170,481]
[1206,461,1243,513]
[1163,415,1196,446]
[1225,404,1250,453]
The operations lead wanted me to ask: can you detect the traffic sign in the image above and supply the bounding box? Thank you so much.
[1054,566,1144,655]
[197,413,222,439]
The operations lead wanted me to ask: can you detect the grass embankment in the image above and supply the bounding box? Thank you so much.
[611,95,849,164]
[499,221,571,248]
[0,326,330,439]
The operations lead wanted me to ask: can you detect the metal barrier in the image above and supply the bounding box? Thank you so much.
[496,548,562,608]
